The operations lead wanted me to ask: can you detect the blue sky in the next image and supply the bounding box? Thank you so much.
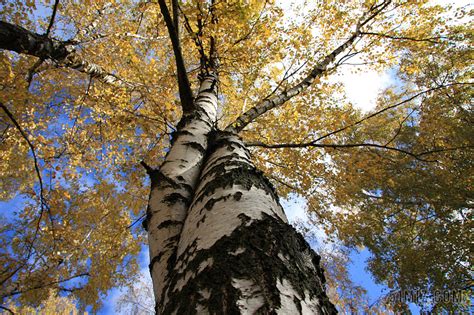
[97,245,152,314]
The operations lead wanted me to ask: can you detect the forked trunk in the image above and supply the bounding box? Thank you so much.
[146,76,336,314]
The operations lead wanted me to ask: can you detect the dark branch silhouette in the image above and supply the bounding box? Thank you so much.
[158,0,194,112]
[45,0,60,36]
[247,141,472,162]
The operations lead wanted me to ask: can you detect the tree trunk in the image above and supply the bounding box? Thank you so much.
[146,75,336,314]
[145,74,218,310]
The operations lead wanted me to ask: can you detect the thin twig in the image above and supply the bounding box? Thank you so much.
[1,273,90,299]
[384,107,416,146]
[231,0,268,47]
[26,58,45,87]
[247,141,437,162]
[360,31,447,44]
[45,0,60,36]
[127,213,146,229]
[225,0,394,133]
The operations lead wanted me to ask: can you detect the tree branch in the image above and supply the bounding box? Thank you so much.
[140,160,155,174]
[0,305,14,315]
[127,213,147,229]
[59,285,84,293]
[360,31,446,44]
[45,0,60,36]
[310,83,470,144]
[26,58,46,87]
[247,141,472,162]
[246,141,431,161]
[208,0,219,72]
[76,3,113,39]
[158,0,194,112]
[0,21,135,88]
[76,32,166,44]
[0,102,61,273]
[172,0,179,35]
[179,5,207,69]
[230,1,268,48]
[0,102,49,215]
[224,0,392,133]
[1,272,90,299]
[246,82,472,158]
[384,107,416,146]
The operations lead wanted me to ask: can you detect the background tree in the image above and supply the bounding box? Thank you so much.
[115,270,154,315]
[0,0,472,313]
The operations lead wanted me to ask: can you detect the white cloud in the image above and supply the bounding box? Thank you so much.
[338,69,393,112]
[281,194,307,222]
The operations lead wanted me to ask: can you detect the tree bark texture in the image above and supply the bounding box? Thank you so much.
[145,74,218,310]
[0,21,132,87]
[147,76,336,314]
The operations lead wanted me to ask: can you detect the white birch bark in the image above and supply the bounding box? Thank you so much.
[160,131,337,315]
[146,74,218,311]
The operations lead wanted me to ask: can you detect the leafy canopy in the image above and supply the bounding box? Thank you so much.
[0,0,472,312]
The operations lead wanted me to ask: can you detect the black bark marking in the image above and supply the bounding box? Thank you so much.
[193,161,279,206]
[200,153,253,178]
[294,296,303,314]
[213,138,248,153]
[197,214,206,227]
[195,94,214,103]
[174,130,195,138]
[149,253,164,272]
[182,141,207,155]
[177,110,213,131]
[180,183,194,195]
[198,107,213,122]
[237,213,251,224]
[169,129,194,145]
[198,87,216,94]
[144,175,193,230]
[202,193,233,212]
[197,76,218,95]
[197,191,246,227]
[163,192,189,206]
[160,213,337,315]
[142,208,152,231]
[157,220,183,230]
[233,191,243,201]
[165,235,180,247]
[149,170,181,190]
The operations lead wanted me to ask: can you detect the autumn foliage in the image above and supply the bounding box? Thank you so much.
[0,0,472,313]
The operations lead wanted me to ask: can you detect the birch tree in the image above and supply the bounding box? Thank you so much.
[0,0,472,313]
